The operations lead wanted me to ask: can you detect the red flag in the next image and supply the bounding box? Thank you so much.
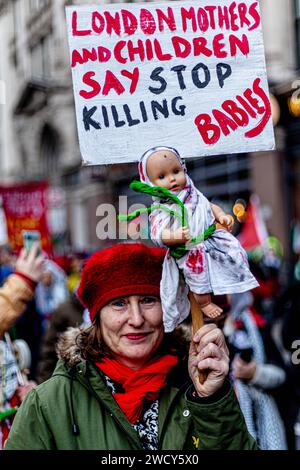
[238,195,268,251]
[0,182,53,255]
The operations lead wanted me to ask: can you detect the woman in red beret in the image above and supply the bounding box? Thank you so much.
[5,243,257,450]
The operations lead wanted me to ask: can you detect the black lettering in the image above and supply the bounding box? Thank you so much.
[171,96,186,116]
[192,63,210,89]
[83,106,101,131]
[149,67,167,95]
[101,106,110,127]
[216,62,232,88]
[111,106,125,127]
[123,104,140,126]
[151,99,169,119]
[139,101,148,122]
[171,65,187,90]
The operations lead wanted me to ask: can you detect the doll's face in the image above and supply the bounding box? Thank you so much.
[146,150,186,192]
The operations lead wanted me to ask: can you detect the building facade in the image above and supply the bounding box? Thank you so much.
[0,0,299,268]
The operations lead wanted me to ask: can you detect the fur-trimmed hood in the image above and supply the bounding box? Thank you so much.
[56,327,83,367]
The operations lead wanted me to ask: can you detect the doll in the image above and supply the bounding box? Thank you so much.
[133,146,259,332]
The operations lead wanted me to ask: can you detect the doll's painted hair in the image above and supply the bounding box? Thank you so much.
[138,146,186,184]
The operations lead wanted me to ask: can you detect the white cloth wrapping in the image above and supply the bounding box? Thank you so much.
[139,147,258,332]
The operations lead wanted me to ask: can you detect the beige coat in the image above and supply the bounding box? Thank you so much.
[0,275,34,338]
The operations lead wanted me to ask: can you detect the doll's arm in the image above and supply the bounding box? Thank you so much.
[161,227,191,246]
[211,203,234,231]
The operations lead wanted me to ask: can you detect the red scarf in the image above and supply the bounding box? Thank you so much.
[95,354,178,424]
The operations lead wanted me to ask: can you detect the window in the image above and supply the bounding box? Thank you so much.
[296,0,300,67]
[31,34,51,79]
[29,0,49,14]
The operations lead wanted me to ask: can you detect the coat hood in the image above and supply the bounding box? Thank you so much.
[56,327,83,367]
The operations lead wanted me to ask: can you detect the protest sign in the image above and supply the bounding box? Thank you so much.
[66,0,275,165]
[0,182,53,255]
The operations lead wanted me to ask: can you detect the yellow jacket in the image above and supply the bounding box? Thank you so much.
[0,274,34,338]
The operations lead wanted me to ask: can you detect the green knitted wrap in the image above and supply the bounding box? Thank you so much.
[118,181,216,258]
[0,407,18,422]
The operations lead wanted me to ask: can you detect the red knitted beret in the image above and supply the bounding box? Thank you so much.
[77,243,166,321]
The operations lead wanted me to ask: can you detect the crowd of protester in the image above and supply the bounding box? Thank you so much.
[0,239,299,450]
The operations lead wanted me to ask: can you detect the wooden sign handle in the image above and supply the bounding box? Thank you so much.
[188,292,207,385]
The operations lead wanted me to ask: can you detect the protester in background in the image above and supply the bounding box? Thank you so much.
[0,244,45,448]
[66,255,83,295]
[35,260,69,333]
[0,244,15,287]
[14,297,43,381]
[226,291,287,450]
[36,289,85,384]
[5,243,257,450]
[277,281,300,449]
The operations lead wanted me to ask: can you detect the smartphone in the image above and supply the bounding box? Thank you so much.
[22,230,41,255]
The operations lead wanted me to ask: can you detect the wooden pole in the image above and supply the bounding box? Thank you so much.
[188,292,207,385]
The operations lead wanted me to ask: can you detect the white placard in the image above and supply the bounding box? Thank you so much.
[66,0,275,165]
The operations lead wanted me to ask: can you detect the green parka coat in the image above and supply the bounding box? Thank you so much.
[5,329,257,451]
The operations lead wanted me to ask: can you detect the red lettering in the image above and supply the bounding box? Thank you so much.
[212,109,238,136]
[154,39,172,61]
[128,40,145,62]
[236,95,257,118]
[72,11,91,36]
[193,37,213,57]
[229,2,239,31]
[79,72,101,99]
[222,100,249,126]
[205,6,217,29]
[237,3,251,28]
[245,78,271,138]
[218,6,230,29]
[194,114,221,144]
[121,9,138,35]
[92,12,105,34]
[197,8,209,32]
[249,2,261,31]
[121,67,139,94]
[244,88,265,114]
[97,46,111,63]
[181,7,197,33]
[71,49,85,67]
[114,41,127,64]
[172,36,191,59]
[229,34,249,56]
[102,70,125,96]
[140,9,156,35]
[104,11,121,36]
[213,34,227,58]
[157,7,176,32]
[145,39,154,61]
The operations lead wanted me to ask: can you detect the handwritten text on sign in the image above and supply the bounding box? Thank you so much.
[66,1,274,165]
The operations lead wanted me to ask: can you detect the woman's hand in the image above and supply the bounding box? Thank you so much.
[188,324,229,397]
[232,356,257,381]
[15,243,45,283]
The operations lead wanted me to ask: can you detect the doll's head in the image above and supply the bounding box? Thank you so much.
[139,146,187,193]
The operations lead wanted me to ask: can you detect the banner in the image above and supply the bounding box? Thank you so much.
[66,0,275,165]
[0,182,53,255]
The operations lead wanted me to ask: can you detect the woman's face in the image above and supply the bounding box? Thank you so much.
[100,295,164,370]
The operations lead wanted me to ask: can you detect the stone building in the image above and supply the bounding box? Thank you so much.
[0,0,299,267]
